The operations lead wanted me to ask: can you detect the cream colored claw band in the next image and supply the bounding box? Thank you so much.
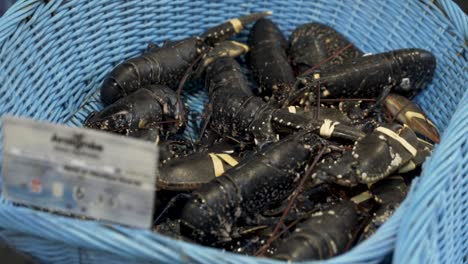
[215,153,239,166]
[375,127,418,157]
[398,160,417,173]
[229,19,243,33]
[320,119,339,138]
[230,41,249,52]
[208,153,225,177]
[350,191,373,204]
[288,106,297,113]
[417,137,434,147]
[208,153,239,177]
[404,111,436,127]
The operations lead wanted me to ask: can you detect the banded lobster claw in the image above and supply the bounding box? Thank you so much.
[383,93,440,144]
[315,123,431,186]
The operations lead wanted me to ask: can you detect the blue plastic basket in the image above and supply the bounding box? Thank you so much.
[0,0,466,263]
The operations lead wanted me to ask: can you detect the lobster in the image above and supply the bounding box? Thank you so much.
[247,18,295,104]
[205,56,278,146]
[316,123,431,186]
[272,200,360,261]
[219,185,334,255]
[289,22,363,74]
[85,84,181,135]
[157,140,245,191]
[180,130,325,244]
[87,39,252,134]
[285,49,436,107]
[361,175,408,239]
[100,12,271,105]
[206,56,366,148]
[197,40,250,76]
[270,183,388,261]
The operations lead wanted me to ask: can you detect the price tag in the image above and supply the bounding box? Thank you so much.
[2,115,158,229]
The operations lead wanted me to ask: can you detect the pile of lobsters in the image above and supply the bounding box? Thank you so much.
[84,12,439,260]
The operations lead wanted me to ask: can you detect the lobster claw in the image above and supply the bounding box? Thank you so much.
[200,11,272,45]
[383,93,440,143]
[85,89,163,133]
[316,123,422,186]
[145,84,182,121]
[195,40,249,78]
[409,116,440,143]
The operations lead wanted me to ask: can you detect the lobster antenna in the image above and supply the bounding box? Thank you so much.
[300,43,354,76]
[176,53,205,127]
[320,98,376,102]
[282,43,354,107]
[153,193,192,225]
[315,80,321,120]
[256,146,326,256]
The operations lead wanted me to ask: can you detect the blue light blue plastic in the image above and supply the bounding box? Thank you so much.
[0,1,466,263]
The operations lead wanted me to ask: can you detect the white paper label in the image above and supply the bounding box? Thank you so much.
[1,115,158,229]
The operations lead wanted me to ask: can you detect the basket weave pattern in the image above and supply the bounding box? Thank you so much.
[0,0,466,263]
